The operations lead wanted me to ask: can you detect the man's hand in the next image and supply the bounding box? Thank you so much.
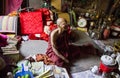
[63,58,69,63]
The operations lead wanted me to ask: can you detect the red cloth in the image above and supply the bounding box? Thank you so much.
[99,61,117,73]
[19,10,43,34]
[49,23,57,31]
[36,8,51,25]
[19,8,53,41]
[40,32,49,41]
[40,23,57,41]
[36,8,51,21]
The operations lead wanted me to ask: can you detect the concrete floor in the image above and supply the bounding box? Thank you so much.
[67,30,101,73]
[19,30,101,75]
[70,53,100,73]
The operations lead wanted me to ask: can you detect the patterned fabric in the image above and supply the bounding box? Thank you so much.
[19,11,43,34]
[0,16,18,33]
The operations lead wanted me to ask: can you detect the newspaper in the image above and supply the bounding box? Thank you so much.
[53,65,70,78]
[35,65,70,78]
[71,70,101,78]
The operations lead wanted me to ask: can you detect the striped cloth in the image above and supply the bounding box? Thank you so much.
[0,16,18,33]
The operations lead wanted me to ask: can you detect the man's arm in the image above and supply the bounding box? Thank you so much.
[50,29,69,63]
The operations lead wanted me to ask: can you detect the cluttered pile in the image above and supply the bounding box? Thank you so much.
[72,54,120,78]
[6,54,69,78]
[0,34,21,55]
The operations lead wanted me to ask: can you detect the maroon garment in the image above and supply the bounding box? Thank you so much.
[0,34,8,47]
[46,29,96,67]
[46,30,70,66]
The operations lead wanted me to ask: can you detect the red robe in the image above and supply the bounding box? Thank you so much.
[46,31,70,66]
[46,30,96,67]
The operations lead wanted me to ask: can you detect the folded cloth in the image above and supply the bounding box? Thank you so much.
[1,45,19,55]
[1,45,17,51]
[36,54,54,65]
[7,37,18,45]
[2,51,19,55]
[1,44,18,54]
[26,54,54,65]
[1,36,21,54]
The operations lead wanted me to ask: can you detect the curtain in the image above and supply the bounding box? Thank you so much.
[5,0,23,15]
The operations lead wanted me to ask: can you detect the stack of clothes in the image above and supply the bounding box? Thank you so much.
[1,34,21,55]
[14,53,69,78]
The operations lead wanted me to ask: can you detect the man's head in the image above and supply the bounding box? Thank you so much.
[56,18,68,29]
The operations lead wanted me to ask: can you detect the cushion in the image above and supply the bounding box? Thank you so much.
[19,11,43,34]
[0,16,18,33]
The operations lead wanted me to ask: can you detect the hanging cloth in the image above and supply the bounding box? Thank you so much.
[5,0,23,14]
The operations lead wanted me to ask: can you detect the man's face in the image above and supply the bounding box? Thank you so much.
[60,21,67,30]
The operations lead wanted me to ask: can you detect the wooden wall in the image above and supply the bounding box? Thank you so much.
[51,0,62,11]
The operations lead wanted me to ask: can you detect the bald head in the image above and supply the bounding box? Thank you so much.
[56,18,67,27]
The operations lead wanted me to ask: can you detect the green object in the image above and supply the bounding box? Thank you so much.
[25,74,29,78]
[13,67,21,74]
[69,9,77,26]
[72,10,77,26]
[21,76,24,78]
